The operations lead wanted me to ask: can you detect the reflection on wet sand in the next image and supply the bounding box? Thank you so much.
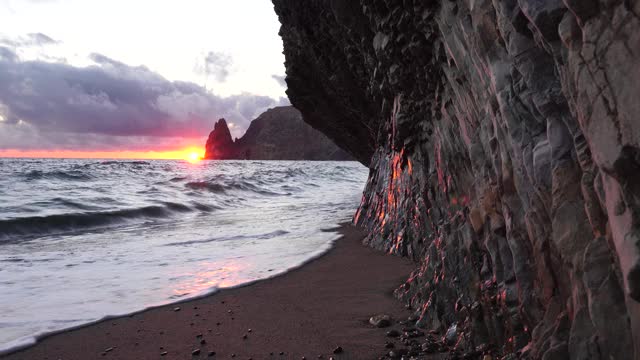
[171,261,246,298]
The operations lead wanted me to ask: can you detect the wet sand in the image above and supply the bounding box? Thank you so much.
[2,224,415,360]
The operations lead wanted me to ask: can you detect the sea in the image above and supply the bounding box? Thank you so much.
[0,158,368,353]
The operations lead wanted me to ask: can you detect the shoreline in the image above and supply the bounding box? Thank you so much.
[0,225,343,356]
[1,224,416,360]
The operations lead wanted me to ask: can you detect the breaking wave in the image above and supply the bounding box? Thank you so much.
[0,202,198,241]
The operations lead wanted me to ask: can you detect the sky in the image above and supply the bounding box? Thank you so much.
[0,0,289,159]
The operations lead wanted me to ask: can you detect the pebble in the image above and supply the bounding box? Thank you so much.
[160,351,168,356]
[192,349,201,355]
[197,334,203,338]
[369,314,392,328]
[387,348,408,358]
[174,307,181,312]
[104,347,114,353]
[386,330,400,337]
[243,334,248,339]
[403,329,424,338]
[332,346,343,354]
[200,339,207,345]
[208,351,216,357]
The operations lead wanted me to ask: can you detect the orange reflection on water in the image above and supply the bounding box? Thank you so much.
[170,261,248,297]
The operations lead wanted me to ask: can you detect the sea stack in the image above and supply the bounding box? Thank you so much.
[273,0,640,358]
[204,119,235,160]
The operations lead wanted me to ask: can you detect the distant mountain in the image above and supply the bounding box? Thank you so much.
[204,106,354,161]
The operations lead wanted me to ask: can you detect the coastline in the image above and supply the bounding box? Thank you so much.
[1,224,416,360]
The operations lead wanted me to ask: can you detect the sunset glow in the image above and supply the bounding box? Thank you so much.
[0,147,206,161]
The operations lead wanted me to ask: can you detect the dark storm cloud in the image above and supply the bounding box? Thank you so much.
[271,74,286,87]
[0,52,289,150]
[195,51,232,83]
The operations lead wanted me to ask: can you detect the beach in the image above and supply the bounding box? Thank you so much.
[2,224,415,359]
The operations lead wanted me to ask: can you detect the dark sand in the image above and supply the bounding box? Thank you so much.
[2,225,416,360]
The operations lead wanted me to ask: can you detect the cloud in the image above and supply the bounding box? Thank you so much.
[0,33,59,48]
[271,74,287,87]
[0,51,289,150]
[194,51,232,83]
[0,46,18,62]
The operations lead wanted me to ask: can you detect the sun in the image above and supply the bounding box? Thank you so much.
[187,151,201,163]
[178,147,204,163]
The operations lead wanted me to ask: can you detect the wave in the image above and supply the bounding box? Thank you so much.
[185,180,285,196]
[21,170,94,182]
[186,181,227,193]
[169,176,188,182]
[190,202,222,212]
[0,203,197,241]
[50,198,103,211]
[163,230,290,247]
[98,160,150,166]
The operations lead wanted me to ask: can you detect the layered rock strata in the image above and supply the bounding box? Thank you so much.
[273,0,640,358]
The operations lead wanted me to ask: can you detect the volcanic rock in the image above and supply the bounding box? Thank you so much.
[272,0,640,358]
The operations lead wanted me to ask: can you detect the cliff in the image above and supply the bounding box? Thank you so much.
[203,106,353,161]
[273,0,640,359]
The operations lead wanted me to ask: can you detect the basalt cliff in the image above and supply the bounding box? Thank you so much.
[273,0,640,358]
[204,106,353,161]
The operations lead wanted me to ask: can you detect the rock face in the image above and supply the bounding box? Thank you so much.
[204,119,235,160]
[273,0,640,358]
[204,106,353,161]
